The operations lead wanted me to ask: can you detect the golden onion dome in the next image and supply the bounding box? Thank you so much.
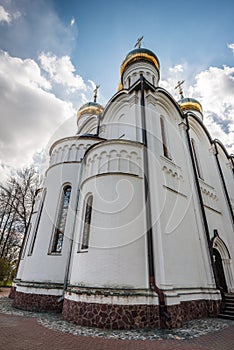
[178,97,203,114]
[120,48,160,77]
[77,102,104,119]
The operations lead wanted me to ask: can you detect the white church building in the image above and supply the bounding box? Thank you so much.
[12,43,234,329]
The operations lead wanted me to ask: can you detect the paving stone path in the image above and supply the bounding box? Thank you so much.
[1,289,234,349]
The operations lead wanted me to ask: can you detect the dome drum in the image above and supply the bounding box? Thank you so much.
[77,101,104,134]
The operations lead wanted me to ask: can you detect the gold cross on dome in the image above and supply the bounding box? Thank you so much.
[134,36,144,48]
[175,80,185,99]
[93,84,100,102]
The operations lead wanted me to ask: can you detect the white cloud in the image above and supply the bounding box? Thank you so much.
[161,63,234,153]
[0,5,21,24]
[0,5,11,23]
[160,63,188,99]
[0,0,77,59]
[70,17,75,26]
[0,51,76,179]
[0,51,51,90]
[169,64,184,73]
[191,65,234,152]
[39,52,86,93]
[227,43,234,53]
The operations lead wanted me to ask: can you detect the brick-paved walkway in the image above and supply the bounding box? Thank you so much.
[1,312,234,350]
[1,288,234,350]
[0,287,10,297]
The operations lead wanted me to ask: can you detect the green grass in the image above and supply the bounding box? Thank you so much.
[0,281,12,287]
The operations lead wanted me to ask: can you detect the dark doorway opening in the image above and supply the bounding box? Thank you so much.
[213,248,228,293]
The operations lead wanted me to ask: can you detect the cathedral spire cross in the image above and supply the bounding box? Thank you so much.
[93,84,100,103]
[134,36,144,48]
[175,80,185,99]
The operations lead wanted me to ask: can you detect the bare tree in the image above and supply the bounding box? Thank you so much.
[0,167,39,283]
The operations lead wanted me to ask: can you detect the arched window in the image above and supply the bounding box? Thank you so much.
[81,195,93,250]
[28,188,47,256]
[191,139,203,179]
[160,117,170,159]
[51,185,71,253]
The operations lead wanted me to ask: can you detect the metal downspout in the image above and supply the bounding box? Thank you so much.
[140,75,170,328]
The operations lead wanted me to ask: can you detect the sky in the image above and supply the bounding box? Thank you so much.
[0,0,234,181]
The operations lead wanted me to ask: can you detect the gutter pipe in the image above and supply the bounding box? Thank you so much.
[140,75,170,328]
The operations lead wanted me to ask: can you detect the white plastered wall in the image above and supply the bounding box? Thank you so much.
[144,92,216,297]
[69,141,148,289]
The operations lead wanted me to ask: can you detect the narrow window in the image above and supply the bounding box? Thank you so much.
[22,224,32,258]
[81,195,93,250]
[191,139,203,179]
[152,75,155,86]
[160,117,170,158]
[51,185,71,253]
[28,189,47,255]
[128,76,131,88]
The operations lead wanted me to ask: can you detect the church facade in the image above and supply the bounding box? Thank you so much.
[12,45,234,329]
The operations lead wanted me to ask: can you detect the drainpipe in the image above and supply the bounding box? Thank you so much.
[213,141,234,228]
[230,155,234,176]
[96,113,101,136]
[184,114,219,291]
[140,75,170,328]
[58,159,84,303]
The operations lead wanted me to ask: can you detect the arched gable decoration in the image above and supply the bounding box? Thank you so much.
[156,87,185,117]
[214,139,233,160]
[187,112,213,145]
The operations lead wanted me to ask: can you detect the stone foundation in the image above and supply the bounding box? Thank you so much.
[9,286,16,299]
[12,290,221,329]
[168,299,221,328]
[13,291,63,313]
[62,299,160,329]
[62,298,221,330]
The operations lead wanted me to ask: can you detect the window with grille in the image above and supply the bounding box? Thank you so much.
[51,185,71,253]
[160,117,170,159]
[80,195,93,251]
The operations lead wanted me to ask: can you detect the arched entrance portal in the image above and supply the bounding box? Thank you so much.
[213,248,228,293]
[212,234,234,293]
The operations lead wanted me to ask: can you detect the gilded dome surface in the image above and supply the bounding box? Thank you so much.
[120,48,160,76]
[77,102,104,119]
[178,97,203,114]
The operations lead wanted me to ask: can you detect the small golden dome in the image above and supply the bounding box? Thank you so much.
[120,48,160,77]
[178,97,203,114]
[77,102,104,119]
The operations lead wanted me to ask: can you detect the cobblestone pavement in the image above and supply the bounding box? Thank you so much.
[1,290,234,349]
